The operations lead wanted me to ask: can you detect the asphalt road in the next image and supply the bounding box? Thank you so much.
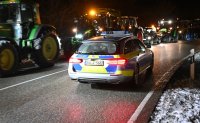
[0,40,200,123]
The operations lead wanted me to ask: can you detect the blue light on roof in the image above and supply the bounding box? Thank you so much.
[101,31,133,37]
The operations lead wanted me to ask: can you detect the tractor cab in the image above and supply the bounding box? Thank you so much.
[0,0,60,77]
[0,0,40,41]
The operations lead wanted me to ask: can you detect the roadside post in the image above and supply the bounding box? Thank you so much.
[190,49,195,80]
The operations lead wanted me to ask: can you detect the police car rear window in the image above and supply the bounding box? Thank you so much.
[76,42,119,55]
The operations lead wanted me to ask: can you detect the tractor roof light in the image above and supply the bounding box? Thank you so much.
[75,34,83,39]
[72,28,77,33]
[168,20,172,24]
[99,27,103,32]
[160,21,164,24]
[89,10,96,16]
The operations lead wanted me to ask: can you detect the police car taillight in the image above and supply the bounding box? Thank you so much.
[107,58,127,65]
[69,58,83,63]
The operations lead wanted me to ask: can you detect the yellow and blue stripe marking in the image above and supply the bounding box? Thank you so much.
[72,54,135,76]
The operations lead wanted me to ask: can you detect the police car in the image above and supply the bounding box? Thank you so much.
[68,32,154,84]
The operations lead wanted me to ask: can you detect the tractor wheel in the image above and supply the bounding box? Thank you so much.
[0,42,19,76]
[34,34,59,68]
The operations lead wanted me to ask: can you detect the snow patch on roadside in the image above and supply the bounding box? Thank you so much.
[150,88,200,123]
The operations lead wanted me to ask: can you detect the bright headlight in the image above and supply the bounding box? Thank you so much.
[75,34,83,39]
[72,28,77,33]
[147,36,151,40]
[99,27,103,32]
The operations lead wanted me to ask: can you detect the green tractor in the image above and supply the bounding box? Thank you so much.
[0,0,60,76]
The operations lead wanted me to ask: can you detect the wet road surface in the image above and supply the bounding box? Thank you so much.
[1,40,200,123]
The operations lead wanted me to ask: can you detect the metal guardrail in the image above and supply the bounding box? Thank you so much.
[189,49,200,80]
[128,53,190,123]
[189,49,195,80]
[154,49,200,90]
[128,49,200,123]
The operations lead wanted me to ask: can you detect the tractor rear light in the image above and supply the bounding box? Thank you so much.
[107,58,127,65]
[69,58,83,63]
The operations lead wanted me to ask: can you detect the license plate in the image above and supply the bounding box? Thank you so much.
[85,59,104,66]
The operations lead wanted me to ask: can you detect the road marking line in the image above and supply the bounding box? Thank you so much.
[0,69,67,91]
[128,91,154,123]
[56,62,68,67]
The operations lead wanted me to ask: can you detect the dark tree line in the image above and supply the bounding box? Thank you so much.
[36,0,87,37]
[34,0,200,36]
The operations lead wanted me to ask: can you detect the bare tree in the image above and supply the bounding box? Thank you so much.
[37,0,87,36]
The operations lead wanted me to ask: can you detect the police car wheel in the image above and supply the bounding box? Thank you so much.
[151,41,153,45]
[157,38,160,44]
[133,65,139,85]
[149,59,154,73]
[148,53,154,73]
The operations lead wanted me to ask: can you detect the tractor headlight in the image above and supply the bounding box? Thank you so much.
[72,28,77,33]
[75,34,83,39]
[99,27,103,32]
[147,36,151,40]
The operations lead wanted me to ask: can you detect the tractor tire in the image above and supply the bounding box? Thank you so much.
[34,34,59,68]
[0,42,19,77]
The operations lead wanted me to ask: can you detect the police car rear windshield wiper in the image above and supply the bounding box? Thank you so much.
[76,51,86,54]
[77,51,94,54]
[91,51,109,55]
[88,51,98,54]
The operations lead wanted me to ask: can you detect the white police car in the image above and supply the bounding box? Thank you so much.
[68,32,154,84]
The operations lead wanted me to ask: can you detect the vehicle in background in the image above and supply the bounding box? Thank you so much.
[62,8,122,58]
[159,28,178,43]
[72,8,121,40]
[143,27,161,45]
[0,0,60,77]
[176,19,200,41]
[63,9,144,58]
[68,33,154,85]
[158,19,178,43]
[120,16,143,42]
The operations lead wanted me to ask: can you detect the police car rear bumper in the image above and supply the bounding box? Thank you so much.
[69,73,132,84]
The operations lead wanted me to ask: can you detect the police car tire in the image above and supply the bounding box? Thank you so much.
[149,60,154,73]
[0,42,19,77]
[133,65,139,85]
[148,53,154,73]
[156,38,160,44]
[150,41,153,45]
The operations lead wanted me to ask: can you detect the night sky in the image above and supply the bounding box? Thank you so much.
[84,0,200,25]
[37,0,200,36]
